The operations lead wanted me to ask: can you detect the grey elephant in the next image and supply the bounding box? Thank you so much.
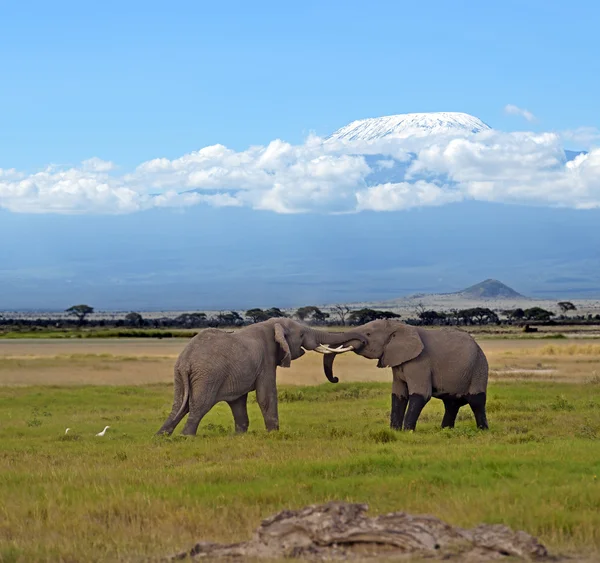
[156,317,363,436]
[317,320,489,431]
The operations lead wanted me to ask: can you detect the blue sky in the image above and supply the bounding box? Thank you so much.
[2,0,600,309]
[2,0,599,172]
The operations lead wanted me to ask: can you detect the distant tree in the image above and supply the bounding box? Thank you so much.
[523,307,554,322]
[295,306,313,321]
[245,308,270,323]
[216,311,244,327]
[332,305,351,326]
[457,307,498,325]
[65,304,94,326]
[558,301,577,313]
[418,310,446,325]
[471,307,499,325]
[311,308,330,324]
[125,312,144,327]
[348,308,401,325]
[502,308,525,322]
[175,312,207,328]
[295,306,329,324]
[265,307,287,318]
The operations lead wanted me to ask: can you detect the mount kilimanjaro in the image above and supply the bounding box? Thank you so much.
[327,111,491,142]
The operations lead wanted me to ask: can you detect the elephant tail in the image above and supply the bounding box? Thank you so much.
[173,366,191,421]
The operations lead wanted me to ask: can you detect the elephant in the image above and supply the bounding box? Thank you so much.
[316,320,489,431]
[156,317,364,436]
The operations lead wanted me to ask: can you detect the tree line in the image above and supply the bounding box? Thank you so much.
[1,301,597,331]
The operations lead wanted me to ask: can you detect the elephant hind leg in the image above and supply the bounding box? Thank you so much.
[156,401,189,436]
[467,392,489,430]
[228,394,250,433]
[441,396,468,429]
[156,369,190,436]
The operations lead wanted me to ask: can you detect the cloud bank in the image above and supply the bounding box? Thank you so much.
[1,125,599,214]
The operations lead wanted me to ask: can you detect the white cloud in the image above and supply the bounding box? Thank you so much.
[560,126,600,147]
[504,104,536,122]
[2,123,600,214]
[357,181,462,211]
[81,157,116,172]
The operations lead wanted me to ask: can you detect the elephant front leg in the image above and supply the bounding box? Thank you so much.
[390,378,408,430]
[227,394,250,433]
[403,394,429,431]
[256,375,279,432]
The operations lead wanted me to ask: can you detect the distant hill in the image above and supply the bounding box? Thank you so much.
[457,279,524,299]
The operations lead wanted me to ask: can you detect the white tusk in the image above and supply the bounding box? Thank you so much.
[316,344,354,353]
[331,344,354,352]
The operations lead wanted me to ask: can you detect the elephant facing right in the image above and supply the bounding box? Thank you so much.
[316,320,490,432]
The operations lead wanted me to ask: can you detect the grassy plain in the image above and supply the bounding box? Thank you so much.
[0,337,599,562]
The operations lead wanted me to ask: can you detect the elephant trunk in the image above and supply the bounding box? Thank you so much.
[306,328,365,350]
[323,353,338,383]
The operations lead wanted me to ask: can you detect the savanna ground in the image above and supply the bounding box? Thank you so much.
[1,333,599,562]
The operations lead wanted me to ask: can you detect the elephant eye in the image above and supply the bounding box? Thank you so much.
[366,332,371,337]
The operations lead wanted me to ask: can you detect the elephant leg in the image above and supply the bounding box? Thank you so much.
[227,394,250,433]
[467,392,489,430]
[181,384,217,436]
[256,375,279,432]
[390,378,408,430]
[441,396,467,429]
[403,394,428,431]
[156,370,189,436]
[156,401,189,436]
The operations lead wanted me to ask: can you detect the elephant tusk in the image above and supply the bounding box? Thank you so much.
[316,344,354,354]
[314,345,335,354]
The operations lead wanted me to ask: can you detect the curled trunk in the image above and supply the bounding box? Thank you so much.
[323,352,338,383]
[305,329,365,384]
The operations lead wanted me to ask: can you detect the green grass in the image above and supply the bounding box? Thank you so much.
[0,382,599,562]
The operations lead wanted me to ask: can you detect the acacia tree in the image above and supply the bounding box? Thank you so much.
[295,306,329,324]
[502,308,525,322]
[524,307,554,322]
[558,301,577,314]
[332,305,350,326]
[348,308,401,325]
[125,312,144,327]
[65,304,94,326]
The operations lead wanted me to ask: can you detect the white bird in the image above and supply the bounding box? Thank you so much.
[95,425,110,436]
[65,428,70,434]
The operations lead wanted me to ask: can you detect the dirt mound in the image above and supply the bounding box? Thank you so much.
[170,502,551,561]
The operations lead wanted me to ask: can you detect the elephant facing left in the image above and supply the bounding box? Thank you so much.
[156,318,364,436]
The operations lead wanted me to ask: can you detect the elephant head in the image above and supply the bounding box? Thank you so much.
[269,318,366,371]
[317,320,424,382]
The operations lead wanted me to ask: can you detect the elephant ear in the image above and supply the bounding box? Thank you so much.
[379,324,424,368]
[274,323,292,368]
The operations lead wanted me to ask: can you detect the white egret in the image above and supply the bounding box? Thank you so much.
[95,425,110,436]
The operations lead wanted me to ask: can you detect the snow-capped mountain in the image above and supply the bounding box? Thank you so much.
[327,111,491,142]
